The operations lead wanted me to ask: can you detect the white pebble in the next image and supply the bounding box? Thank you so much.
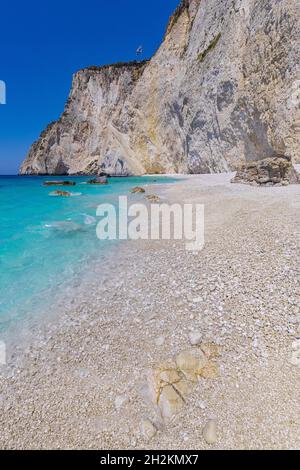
[140,419,157,442]
[115,395,128,410]
[189,331,202,346]
[155,336,165,347]
[203,420,217,445]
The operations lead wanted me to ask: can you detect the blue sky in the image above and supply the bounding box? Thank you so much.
[0,0,179,174]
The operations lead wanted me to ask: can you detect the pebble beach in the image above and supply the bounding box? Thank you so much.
[0,171,300,450]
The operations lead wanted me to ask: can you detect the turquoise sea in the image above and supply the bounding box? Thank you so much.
[0,175,175,332]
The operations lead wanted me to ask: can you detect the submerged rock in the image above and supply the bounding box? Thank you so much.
[49,190,71,197]
[232,156,299,186]
[45,220,84,233]
[43,181,76,187]
[87,177,108,185]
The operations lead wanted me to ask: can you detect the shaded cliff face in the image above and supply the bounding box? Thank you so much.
[20,62,148,175]
[20,0,300,176]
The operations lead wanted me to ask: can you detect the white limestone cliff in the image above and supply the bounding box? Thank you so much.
[20,0,300,175]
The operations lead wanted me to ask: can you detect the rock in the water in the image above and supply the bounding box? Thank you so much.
[203,420,218,445]
[232,156,299,186]
[43,181,76,186]
[131,187,145,194]
[87,177,108,185]
[49,190,71,197]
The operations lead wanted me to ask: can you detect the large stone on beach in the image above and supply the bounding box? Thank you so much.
[158,385,185,422]
[203,420,218,445]
[147,361,190,423]
[146,195,160,203]
[146,344,220,423]
[140,419,157,442]
[175,349,209,382]
[147,362,181,404]
[232,156,299,186]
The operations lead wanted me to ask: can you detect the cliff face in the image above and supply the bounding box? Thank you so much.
[20,0,300,176]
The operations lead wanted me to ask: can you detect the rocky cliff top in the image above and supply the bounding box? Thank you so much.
[79,60,149,73]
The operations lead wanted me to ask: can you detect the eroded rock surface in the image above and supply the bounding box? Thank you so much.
[20,0,300,176]
[232,156,299,186]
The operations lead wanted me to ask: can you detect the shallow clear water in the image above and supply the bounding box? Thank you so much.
[0,175,176,332]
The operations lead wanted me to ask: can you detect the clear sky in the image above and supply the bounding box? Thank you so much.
[0,0,179,174]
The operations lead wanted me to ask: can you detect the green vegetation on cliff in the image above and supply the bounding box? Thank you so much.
[197,33,221,62]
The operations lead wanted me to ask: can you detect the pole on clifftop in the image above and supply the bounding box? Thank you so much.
[136,45,143,58]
